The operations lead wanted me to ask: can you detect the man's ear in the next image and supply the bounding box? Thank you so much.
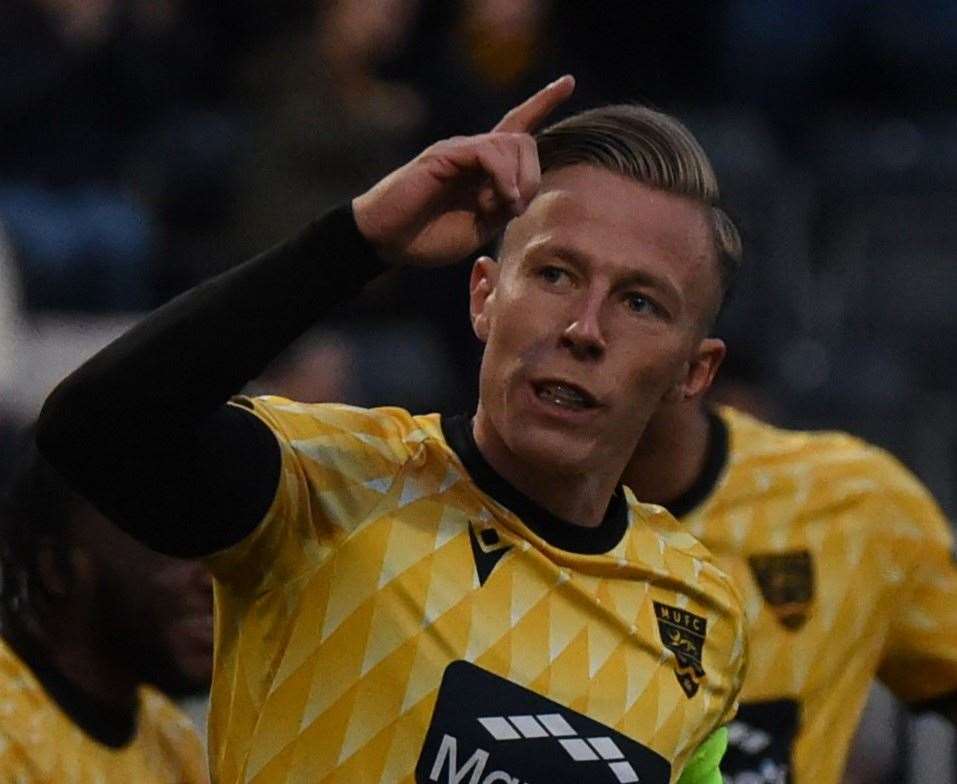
[664,338,726,403]
[469,256,499,343]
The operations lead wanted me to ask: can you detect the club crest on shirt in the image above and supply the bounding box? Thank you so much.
[653,601,707,698]
[748,550,815,631]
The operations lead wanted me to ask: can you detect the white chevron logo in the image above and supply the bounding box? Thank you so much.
[476,713,640,783]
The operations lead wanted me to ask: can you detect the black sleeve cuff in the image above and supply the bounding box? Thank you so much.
[293,203,390,294]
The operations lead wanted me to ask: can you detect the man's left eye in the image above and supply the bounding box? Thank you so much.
[627,294,655,314]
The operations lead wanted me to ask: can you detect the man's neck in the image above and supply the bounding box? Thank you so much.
[2,613,140,727]
[471,411,621,527]
[623,402,712,507]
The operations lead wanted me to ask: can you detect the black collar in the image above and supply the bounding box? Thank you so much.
[665,410,729,518]
[2,629,138,748]
[440,414,629,554]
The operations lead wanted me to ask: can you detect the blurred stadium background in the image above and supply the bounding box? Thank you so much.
[1,1,954,780]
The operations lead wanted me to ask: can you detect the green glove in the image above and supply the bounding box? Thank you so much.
[676,726,728,784]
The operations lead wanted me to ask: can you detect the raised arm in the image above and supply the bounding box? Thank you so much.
[36,76,574,558]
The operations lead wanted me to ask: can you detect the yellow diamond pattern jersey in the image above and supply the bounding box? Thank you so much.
[204,398,748,784]
[0,638,208,783]
[682,406,957,783]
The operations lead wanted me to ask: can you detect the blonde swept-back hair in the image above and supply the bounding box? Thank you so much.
[536,105,743,302]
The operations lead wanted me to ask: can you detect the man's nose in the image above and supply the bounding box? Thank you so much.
[559,296,606,360]
[187,563,214,603]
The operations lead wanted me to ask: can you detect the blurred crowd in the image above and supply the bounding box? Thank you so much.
[2,0,956,459]
[1,2,956,779]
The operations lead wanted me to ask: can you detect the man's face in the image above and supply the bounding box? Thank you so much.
[135,555,214,695]
[470,164,723,478]
[78,508,214,695]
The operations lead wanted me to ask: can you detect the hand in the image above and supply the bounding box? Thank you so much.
[352,75,575,267]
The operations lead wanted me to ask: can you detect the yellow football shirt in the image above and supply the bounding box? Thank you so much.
[205,398,748,784]
[0,638,208,783]
[678,406,957,783]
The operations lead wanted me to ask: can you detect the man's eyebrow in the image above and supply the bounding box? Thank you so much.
[526,240,683,305]
[523,238,587,266]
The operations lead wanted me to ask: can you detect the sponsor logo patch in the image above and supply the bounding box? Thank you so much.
[748,551,815,630]
[416,660,671,783]
[653,601,707,698]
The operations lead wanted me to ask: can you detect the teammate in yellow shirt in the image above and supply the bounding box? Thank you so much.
[38,78,750,782]
[0,437,212,783]
[625,396,957,782]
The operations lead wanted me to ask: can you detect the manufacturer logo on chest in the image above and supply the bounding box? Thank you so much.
[468,521,512,586]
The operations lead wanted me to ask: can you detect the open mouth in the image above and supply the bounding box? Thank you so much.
[532,380,599,411]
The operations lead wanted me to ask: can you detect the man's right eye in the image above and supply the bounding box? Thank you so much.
[539,266,568,285]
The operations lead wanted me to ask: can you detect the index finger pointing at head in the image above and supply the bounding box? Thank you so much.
[493,74,576,134]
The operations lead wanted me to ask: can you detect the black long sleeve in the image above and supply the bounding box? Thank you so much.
[36,204,388,556]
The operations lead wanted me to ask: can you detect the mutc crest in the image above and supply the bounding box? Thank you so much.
[653,601,707,698]
[748,550,815,631]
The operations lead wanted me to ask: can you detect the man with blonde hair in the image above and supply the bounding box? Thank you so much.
[39,77,748,783]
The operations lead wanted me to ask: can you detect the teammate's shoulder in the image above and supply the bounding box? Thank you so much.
[137,686,206,773]
[719,405,856,459]
[720,405,947,531]
[138,685,200,730]
[721,405,925,486]
[0,639,46,709]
